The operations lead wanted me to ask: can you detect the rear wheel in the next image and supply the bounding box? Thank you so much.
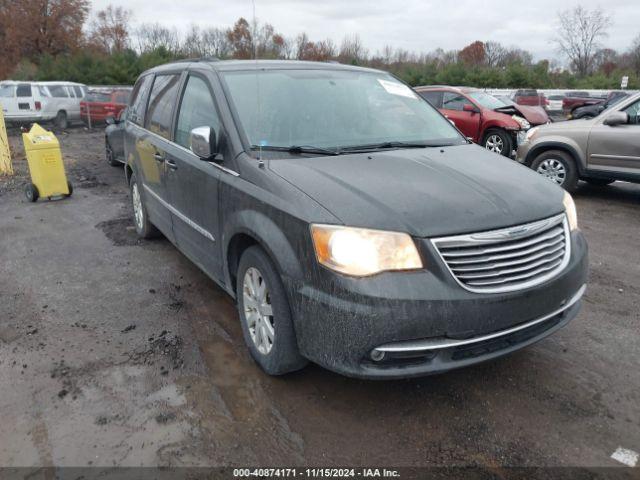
[483,129,512,157]
[129,173,159,239]
[531,150,578,192]
[106,140,120,166]
[54,111,68,129]
[236,246,307,376]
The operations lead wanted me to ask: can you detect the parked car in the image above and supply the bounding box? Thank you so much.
[546,94,565,112]
[123,60,588,379]
[105,107,127,166]
[415,86,549,156]
[513,89,547,107]
[569,91,629,120]
[0,80,87,128]
[517,92,640,191]
[81,88,132,125]
[562,93,604,117]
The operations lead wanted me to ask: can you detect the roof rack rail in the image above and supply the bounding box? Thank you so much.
[173,56,220,63]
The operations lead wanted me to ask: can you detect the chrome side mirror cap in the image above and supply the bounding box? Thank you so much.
[603,111,628,127]
[190,126,217,159]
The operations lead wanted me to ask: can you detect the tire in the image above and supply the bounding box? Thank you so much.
[531,150,578,192]
[586,178,614,187]
[106,140,120,167]
[129,173,160,239]
[236,246,307,376]
[54,111,68,130]
[66,181,73,197]
[483,129,512,157]
[25,183,39,202]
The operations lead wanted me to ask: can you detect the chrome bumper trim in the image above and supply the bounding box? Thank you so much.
[373,284,586,354]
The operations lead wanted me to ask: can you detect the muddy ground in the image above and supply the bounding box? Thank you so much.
[0,127,638,474]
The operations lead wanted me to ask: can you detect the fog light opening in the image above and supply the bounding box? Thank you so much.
[370,349,386,362]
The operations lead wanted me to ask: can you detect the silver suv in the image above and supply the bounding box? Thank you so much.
[517,92,640,191]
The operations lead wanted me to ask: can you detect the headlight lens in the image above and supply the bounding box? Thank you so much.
[563,191,578,231]
[525,127,539,142]
[310,225,423,276]
[512,115,531,130]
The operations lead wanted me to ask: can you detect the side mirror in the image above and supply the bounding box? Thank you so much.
[105,116,115,125]
[463,104,479,114]
[603,111,628,127]
[190,126,217,160]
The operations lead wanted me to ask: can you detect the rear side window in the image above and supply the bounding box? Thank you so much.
[0,84,15,97]
[16,84,32,97]
[73,86,84,98]
[145,74,181,140]
[129,75,154,126]
[48,85,69,98]
[38,86,50,97]
[175,75,221,149]
[418,91,443,108]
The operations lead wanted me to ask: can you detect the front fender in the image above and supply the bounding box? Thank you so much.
[222,209,305,298]
[526,137,587,173]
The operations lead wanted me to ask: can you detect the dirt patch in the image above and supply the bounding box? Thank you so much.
[50,360,81,401]
[129,330,185,373]
[96,217,144,247]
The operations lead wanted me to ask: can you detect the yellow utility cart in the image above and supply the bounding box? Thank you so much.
[22,124,72,202]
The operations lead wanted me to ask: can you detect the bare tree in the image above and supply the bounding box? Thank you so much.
[338,34,368,64]
[88,5,132,53]
[135,23,180,53]
[554,6,612,76]
[201,27,232,59]
[484,41,507,67]
[627,34,640,77]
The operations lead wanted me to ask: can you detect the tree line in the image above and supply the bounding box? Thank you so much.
[1,1,639,90]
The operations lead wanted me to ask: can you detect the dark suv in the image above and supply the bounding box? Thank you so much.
[124,60,588,379]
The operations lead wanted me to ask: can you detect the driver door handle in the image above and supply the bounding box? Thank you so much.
[153,152,165,162]
[165,158,178,170]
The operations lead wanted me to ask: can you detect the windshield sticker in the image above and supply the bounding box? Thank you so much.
[378,79,417,99]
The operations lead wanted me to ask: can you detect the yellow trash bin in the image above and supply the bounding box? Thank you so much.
[22,123,72,202]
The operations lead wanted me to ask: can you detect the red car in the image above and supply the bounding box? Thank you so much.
[80,88,131,125]
[415,86,550,157]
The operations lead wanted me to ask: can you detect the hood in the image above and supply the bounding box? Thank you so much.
[269,144,565,237]
[495,105,549,125]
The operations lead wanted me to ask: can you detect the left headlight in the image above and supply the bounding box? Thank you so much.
[563,191,578,231]
[310,224,423,277]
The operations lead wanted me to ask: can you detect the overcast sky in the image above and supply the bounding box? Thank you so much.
[94,0,639,62]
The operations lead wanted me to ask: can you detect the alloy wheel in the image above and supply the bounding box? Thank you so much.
[536,159,566,185]
[243,267,275,355]
[485,135,504,154]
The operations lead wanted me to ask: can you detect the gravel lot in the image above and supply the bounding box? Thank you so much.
[0,127,638,474]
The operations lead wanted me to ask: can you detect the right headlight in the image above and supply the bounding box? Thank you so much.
[310,224,423,277]
[563,191,578,231]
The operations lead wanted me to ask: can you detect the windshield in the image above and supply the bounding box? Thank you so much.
[221,69,465,152]
[86,92,111,102]
[468,91,508,110]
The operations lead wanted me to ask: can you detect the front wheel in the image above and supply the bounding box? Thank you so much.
[236,246,307,376]
[483,129,512,157]
[531,150,578,192]
[25,183,39,202]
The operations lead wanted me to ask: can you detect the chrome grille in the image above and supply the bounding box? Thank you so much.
[432,213,570,293]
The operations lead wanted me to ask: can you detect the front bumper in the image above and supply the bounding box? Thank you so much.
[286,231,588,379]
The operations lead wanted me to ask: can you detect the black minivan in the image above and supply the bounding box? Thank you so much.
[124,60,588,379]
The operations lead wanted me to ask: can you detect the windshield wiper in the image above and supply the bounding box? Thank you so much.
[251,145,340,156]
[339,141,442,152]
